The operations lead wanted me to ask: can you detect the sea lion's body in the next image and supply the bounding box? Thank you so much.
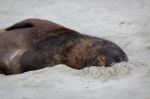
[0,18,128,75]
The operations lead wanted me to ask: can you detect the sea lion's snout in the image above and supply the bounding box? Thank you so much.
[97,44,128,67]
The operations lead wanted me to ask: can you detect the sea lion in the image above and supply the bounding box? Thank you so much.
[0,18,128,75]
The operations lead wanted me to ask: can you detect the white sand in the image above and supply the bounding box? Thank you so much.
[0,0,150,99]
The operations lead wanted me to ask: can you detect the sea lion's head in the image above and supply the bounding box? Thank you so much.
[96,44,128,66]
[87,41,128,67]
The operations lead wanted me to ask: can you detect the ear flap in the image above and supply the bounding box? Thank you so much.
[97,56,107,66]
[6,22,34,31]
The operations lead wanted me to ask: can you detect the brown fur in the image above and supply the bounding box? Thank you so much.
[66,39,94,69]
[0,18,128,75]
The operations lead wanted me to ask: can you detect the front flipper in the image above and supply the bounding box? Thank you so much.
[6,18,62,31]
[6,21,34,31]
